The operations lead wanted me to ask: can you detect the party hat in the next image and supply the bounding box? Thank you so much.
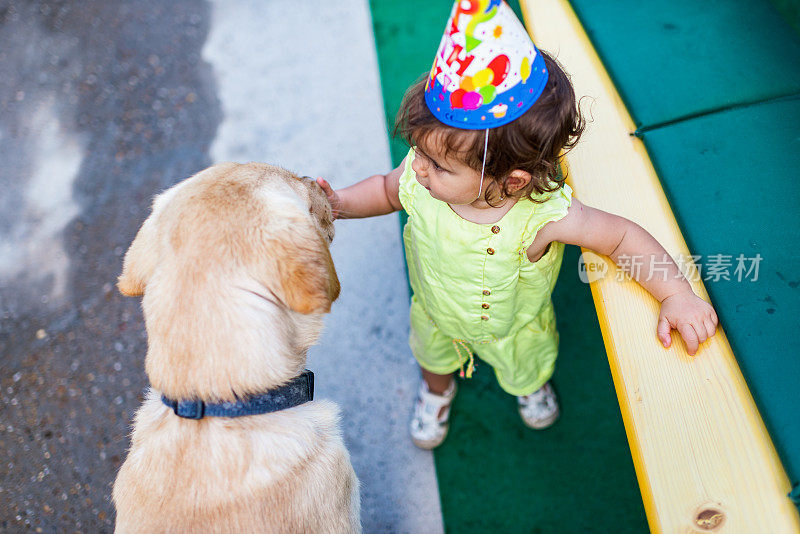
[424,0,548,129]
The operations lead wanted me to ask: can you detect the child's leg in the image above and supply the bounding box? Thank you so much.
[408,297,463,448]
[411,366,457,450]
[409,296,462,392]
[420,367,454,422]
[422,368,454,395]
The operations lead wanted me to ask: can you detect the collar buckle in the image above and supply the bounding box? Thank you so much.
[174,399,205,419]
[302,369,315,401]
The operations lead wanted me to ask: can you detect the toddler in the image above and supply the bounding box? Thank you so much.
[317,1,717,449]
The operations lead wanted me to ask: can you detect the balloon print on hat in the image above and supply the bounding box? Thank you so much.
[451,54,510,110]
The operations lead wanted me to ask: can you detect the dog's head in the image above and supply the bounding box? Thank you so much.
[119,163,339,312]
[118,163,339,399]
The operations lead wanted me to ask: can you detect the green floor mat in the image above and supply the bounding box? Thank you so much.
[370,1,453,165]
[772,0,800,34]
[567,0,800,128]
[369,1,648,530]
[642,97,800,496]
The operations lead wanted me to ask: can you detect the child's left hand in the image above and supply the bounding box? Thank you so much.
[657,289,719,356]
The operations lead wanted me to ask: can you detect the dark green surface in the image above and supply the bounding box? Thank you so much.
[370,1,453,165]
[771,0,800,34]
[642,98,800,495]
[370,1,648,531]
[567,0,800,128]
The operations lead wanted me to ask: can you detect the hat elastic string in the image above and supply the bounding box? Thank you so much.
[477,128,489,202]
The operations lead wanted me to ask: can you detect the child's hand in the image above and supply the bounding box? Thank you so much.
[316,177,342,219]
[657,289,719,356]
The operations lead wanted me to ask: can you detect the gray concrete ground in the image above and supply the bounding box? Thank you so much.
[0,1,442,532]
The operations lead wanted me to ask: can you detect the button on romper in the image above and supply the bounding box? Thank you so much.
[399,148,573,396]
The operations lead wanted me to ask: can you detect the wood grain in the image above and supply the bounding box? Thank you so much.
[519,0,800,531]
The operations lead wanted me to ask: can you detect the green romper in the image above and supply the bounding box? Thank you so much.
[399,148,573,396]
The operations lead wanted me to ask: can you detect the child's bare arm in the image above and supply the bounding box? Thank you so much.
[538,200,690,299]
[534,199,718,355]
[316,159,404,219]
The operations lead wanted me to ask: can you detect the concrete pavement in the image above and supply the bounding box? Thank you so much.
[0,1,442,531]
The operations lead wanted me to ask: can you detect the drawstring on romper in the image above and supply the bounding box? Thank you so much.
[452,339,475,378]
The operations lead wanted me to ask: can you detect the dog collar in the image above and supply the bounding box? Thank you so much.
[161,370,314,420]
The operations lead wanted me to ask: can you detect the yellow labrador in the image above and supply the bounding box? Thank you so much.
[113,163,360,533]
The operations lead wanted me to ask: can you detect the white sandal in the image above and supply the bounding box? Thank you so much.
[518,382,560,429]
[410,379,457,450]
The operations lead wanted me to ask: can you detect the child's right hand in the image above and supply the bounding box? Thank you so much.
[316,177,342,219]
[657,289,718,356]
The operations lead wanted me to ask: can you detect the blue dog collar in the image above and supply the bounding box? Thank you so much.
[161,370,314,420]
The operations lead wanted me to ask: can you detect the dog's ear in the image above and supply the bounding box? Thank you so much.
[271,230,340,314]
[118,213,158,297]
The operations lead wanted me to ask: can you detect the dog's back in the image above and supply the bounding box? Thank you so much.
[112,164,359,532]
[114,394,359,533]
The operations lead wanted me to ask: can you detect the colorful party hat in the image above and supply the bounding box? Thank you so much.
[424,0,549,129]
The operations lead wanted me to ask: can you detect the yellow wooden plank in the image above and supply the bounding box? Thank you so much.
[520,0,800,532]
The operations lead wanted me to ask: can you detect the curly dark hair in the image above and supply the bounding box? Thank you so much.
[394,50,585,205]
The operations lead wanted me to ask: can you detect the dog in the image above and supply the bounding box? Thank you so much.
[112,163,360,533]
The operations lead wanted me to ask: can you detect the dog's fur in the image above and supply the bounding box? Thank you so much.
[112,163,360,533]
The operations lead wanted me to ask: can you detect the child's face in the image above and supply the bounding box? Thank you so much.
[412,134,486,205]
